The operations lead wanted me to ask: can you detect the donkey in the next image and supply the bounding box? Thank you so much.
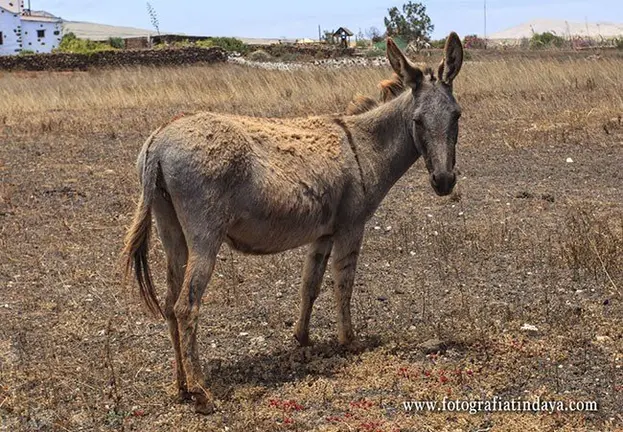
[123,32,464,414]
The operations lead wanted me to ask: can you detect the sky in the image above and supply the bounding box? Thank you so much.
[28,0,623,40]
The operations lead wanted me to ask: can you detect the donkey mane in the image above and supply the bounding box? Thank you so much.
[346,63,436,116]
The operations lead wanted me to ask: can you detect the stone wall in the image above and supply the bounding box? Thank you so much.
[247,43,355,59]
[0,46,228,71]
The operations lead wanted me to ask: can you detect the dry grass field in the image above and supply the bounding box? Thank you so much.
[1,54,622,431]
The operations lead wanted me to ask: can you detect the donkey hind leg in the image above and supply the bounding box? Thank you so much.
[152,197,190,402]
[174,238,221,415]
[331,228,364,348]
[294,236,333,346]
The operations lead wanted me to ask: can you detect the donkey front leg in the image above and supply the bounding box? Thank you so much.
[294,235,333,346]
[174,245,220,414]
[331,228,364,347]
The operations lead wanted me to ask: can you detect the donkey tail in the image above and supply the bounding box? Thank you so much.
[122,129,164,319]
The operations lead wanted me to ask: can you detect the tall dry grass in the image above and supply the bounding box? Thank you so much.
[0,57,621,138]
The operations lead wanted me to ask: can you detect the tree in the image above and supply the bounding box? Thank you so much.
[384,2,434,42]
[365,26,384,43]
[322,30,335,44]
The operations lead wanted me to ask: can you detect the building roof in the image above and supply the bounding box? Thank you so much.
[0,0,21,13]
[22,14,61,23]
[333,27,354,37]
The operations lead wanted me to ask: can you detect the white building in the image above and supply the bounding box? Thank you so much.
[0,0,62,55]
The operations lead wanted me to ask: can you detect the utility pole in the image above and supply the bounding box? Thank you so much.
[318,25,321,42]
[484,0,488,48]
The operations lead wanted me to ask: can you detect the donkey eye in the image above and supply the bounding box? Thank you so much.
[413,117,424,126]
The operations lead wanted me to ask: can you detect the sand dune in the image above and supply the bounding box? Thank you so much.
[490,19,623,40]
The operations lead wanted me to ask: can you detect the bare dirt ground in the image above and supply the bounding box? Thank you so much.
[0,58,622,431]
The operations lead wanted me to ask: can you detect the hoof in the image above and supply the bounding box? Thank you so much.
[293,328,311,347]
[340,338,365,354]
[193,393,216,415]
[176,389,193,404]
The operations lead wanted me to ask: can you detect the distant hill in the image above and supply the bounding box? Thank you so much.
[59,20,289,45]
[489,19,623,40]
[61,21,159,41]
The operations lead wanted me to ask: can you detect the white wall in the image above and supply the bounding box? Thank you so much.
[21,19,61,53]
[0,7,21,55]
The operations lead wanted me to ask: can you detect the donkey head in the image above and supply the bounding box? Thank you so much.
[386,32,464,196]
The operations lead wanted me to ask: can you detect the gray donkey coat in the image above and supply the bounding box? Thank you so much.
[123,32,464,414]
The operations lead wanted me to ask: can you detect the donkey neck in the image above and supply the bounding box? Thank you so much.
[348,91,421,208]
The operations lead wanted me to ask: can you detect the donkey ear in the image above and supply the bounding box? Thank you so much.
[438,32,463,85]
[386,37,423,90]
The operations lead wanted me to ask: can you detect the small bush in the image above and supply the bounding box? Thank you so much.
[18,49,36,56]
[247,49,273,62]
[206,37,247,53]
[363,47,384,58]
[196,39,214,49]
[280,52,300,62]
[108,37,124,49]
[529,32,566,49]
[614,38,623,50]
[464,34,487,49]
[429,38,446,49]
[56,32,117,53]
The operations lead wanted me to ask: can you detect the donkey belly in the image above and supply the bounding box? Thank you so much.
[225,215,333,255]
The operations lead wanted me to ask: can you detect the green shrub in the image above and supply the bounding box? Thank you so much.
[464,34,487,49]
[18,49,36,56]
[529,32,566,49]
[429,38,446,49]
[268,44,286,57]
[373,37,407,51]
[247,49,272,62]
[56,32,117,53]
[108,37,124,49]
[363,47,384,58]
[196,39,214,48]
[205,37,247,53]
[280,52,300,62]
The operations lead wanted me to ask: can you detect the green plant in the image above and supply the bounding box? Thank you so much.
[146,2,160,36]
[356,39,370,48]
[280,52,300,62]
[202,37,247,53]
[529,32,566,49]
[108,37,124,49]
[429,38,446,49]
[56,32,117,53]
[170,39,193,48]
[366,27,384,43]
[464,34,487,49]
[383,1,434,42]
[18,49,36,56]
[196,39,215,48]
[373,37,408,52]
[614,37,623,49]
[363,47,385,57]
[248,49,273,62]
[322,30,335,44]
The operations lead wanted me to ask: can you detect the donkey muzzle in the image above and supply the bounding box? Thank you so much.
[430,171,456,196]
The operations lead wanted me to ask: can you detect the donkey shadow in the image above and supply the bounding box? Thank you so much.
[203,335,384,400]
